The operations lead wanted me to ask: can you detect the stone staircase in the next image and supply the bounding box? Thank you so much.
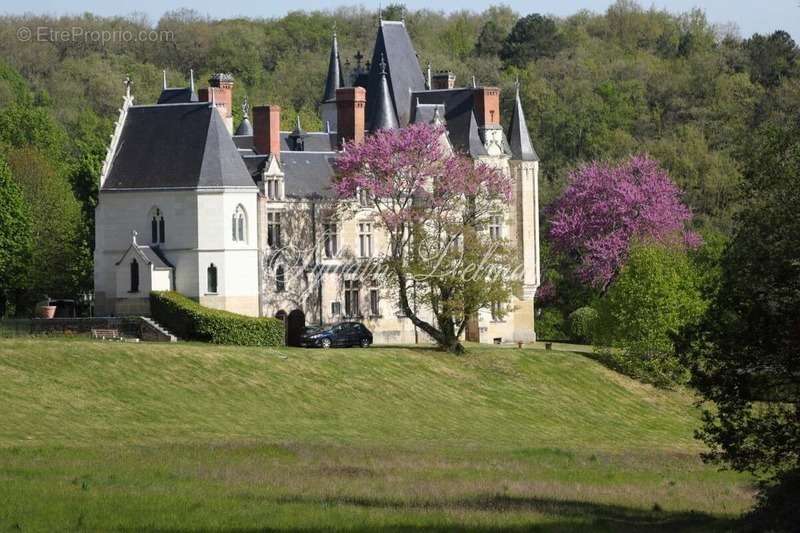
[138,316,178,342]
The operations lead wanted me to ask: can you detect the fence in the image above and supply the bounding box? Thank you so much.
[0,317,173,341]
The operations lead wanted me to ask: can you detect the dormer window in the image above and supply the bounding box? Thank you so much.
[358,188,370,207]
[150,207,165,244]
[265,177,283,200]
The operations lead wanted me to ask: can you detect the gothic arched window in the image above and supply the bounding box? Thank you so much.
[130,259,139,293]
[232,205,247,243]
[207,263,218,294]
[149,207,165,244]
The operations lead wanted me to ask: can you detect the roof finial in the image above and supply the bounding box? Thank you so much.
[379,53,387,75]
[295,114,302,131]
[325,120,331,133]
[210,86,216,106]
[515,75,520,95]
[472,75,477,88]
[242,95,250,117]
[378,0,382,22]
[401,5,405,22]
[162,69,167,90]
[131,229,138,245]
[124,74,132,99]
[190,69,195,93]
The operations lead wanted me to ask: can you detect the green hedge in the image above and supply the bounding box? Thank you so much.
[150,291,284,346]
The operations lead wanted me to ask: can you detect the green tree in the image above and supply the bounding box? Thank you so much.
[681,118,800,530]
[0,156,32,316]
[501,14,564,68]
[474,20,508,57]
[593,243,706,386]
[745,30,798,88]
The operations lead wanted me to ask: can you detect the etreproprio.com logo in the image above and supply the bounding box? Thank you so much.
[17,26,173,44]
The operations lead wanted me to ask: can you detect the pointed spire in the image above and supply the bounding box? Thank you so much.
[190,69,195,93]
[370,53,399,132]
[508,77,538,162]
[162,70,167,90]
[322,31,344,103]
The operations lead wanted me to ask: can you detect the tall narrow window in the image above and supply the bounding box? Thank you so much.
[488,215,503,240]
[323,222,338,258]
[275,265,285,293]
[267,212,282,248]
[491,301,502,321]
[129,259,139,293]
[369,288,380,316]
[344,280,360,317]
[207,264,218,294]
[358,223,372,258]
[150,208,165,244]
[358,188,370,207]
[233,205,247,243]
[266,178,282,200]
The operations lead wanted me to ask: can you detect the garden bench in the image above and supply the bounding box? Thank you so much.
[91,328,120,340]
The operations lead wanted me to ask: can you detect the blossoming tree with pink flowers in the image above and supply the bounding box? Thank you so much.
[549,155,700,291]
[335,123,518,353]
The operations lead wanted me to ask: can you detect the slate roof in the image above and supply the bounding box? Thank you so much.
[410,88,494,157]
[233,132,337,154]
[410,102,445,124]
[508,85,539,161]
[103,102,256,190]
[370,59,399,131]
[157,87,198,104]
[243,152,337,198]
[115,243,174,269]
[235,116,253,136]
[322,33,344,102]
[365,21,425,128]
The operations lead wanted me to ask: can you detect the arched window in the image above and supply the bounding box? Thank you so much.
[275,265,285,293]
[207,263,218,294]
[232,205,247,243]
[149,207,165,244]
[130,259,139,293]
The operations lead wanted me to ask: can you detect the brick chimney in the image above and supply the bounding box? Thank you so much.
[253,105,281,160]
[336,86,366,148]
[198,73,234,134]
[473,87,501,127]
[431,71,456,90]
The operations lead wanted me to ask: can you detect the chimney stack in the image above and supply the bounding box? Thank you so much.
[473,86,501,127]
[253,105,281,160]
[431,71,456,90]
[336,86,366,148]
[199,73,234,133]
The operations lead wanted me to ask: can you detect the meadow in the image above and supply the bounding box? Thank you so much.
[0,338,753,531]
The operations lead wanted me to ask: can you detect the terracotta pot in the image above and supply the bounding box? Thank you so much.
[38,306,56,319]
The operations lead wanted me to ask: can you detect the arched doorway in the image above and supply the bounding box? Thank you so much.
[286,309,305,347]
[275,310,288,345]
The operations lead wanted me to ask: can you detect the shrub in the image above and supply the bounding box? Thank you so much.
[150,291,284,346]
[593,243,706,387]
[568,306,597,343]
[535,307,568,341]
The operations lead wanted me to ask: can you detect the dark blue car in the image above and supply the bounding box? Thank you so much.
[300,322,373,348]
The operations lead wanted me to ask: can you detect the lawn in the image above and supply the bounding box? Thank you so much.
[0,338,753,531]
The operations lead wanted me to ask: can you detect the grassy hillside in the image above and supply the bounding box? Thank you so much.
[0,338,753,531]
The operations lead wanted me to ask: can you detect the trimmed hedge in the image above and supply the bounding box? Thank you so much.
[150,291,284,346]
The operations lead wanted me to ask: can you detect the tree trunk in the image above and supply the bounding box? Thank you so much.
[395,267,463,353]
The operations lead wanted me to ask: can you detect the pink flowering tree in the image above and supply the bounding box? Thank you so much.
[549,155,700,291]
[335,123,518,353]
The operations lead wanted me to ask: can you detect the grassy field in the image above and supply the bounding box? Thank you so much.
[0,338,753,531]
